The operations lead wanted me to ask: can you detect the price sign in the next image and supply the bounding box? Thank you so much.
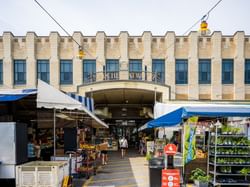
[164,144,177,155]
[161,169,180,187]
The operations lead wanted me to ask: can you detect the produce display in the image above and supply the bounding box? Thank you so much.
[208,123,250,186]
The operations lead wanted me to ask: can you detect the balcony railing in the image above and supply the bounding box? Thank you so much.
[83,70,165,85]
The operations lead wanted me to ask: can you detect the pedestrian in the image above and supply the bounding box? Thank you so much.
[27,135,36,161]
[34,138,41,160]
[119,136,128,158]
[100,139,109,165]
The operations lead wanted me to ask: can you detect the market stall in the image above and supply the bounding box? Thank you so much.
[36,79,108,157]
[143,104,250,186]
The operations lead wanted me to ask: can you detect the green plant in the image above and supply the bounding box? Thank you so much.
[190,168,210,182]
[196,175,211,183]
[240,167,250,181]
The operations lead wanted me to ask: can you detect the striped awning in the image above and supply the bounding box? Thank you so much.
[67,93,94,112]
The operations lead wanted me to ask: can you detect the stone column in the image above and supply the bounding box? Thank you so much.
[3,32,14,88]
[49,32,60,89]
[211,31,222,100]
[96,32,106,81]
[233,31,245,100]
[165,32,175,100]
[26,32,37,87]
[188,32,199,100]
[142,32,152,81]
[119,32,129,80]
[72,32,83,89]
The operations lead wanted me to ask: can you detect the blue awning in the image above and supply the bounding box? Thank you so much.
[148,106,250,128]
[0,89,37,102]
[67,93,94,112]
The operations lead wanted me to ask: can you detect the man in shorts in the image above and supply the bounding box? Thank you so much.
[119,136,128,158]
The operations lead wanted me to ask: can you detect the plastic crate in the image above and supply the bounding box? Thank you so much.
[16,161,69,187]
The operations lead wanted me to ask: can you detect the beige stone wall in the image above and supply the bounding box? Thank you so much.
[0,31,249,102]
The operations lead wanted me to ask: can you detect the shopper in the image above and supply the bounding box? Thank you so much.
[119,136,128,158]
[101,139,109,165]
[34,139,41,160]
[27,135,36,161]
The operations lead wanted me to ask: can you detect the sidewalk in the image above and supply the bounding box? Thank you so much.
[83,149,149,187]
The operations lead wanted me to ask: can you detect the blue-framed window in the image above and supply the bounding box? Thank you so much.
[14,60,26,85]
[199,59,211,84]
[105,59,119,80]
[0,60,2,85]
[129,60,142,80]
[245,59,250,84]
[37,60,50,83]
[222,59,233,84]
[83,60,96,83]
[60,60,73,84]
[152,59,165,83]
[175,59,188,84]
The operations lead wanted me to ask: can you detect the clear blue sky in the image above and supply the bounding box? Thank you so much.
[0,0,250,36]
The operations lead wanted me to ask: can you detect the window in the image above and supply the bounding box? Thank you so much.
[60,60,72,84]
[222,59,233,84]
[0,60,2,84]
[152,59,165,83]
[106,59,119,80]
[129,60,142,80]
[199,59,211,84]
[245,59,250,84]
[175,59,188,84]
[37,60,50,83]
[14,60,26,85]
[83,60,96,83]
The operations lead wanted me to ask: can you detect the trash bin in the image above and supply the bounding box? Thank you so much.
[148,157,164,187]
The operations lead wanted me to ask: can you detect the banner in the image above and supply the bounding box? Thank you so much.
[184,116,198,164]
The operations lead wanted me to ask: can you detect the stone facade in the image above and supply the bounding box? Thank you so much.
[0,31,250,102]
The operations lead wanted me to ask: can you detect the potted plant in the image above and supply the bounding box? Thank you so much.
[240,167,250,181]
[190,168,211,187]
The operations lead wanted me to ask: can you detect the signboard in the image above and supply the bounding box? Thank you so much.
[164,144,177,155]
[146,141,154,154]
[162,169,180,187]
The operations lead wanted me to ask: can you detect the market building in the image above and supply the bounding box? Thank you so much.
[0,31,250,134]
[1,31,250,186]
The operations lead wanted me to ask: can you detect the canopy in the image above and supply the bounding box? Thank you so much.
[0,89,37,102]
[37,79,108,128]
[67,93,94,112]
[37,80,82,110]
[148,106,250,128]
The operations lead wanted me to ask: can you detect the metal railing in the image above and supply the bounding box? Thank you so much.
[83,70,165,85]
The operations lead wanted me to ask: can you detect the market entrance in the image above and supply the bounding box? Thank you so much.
[86,88,161,147]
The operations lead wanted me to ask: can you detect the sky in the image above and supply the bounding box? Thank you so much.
[0,0,250,36]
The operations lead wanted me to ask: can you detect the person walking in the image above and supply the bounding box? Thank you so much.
[100,139,109,165]
[119,136,128,158]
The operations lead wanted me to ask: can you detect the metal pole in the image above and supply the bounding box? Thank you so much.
[154,87,157,104]
[54,108,56,157]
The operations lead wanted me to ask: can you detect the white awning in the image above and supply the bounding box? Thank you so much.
[37,80,108,128]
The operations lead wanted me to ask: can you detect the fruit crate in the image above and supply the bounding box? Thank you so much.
[16,161,69,187]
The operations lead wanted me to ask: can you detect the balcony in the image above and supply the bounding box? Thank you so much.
[83,70,165,85]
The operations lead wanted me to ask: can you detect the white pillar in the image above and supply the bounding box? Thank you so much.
[49,32,60,89]
[165,32,175,100]
[211,32,222,100]
[233,31,245,100]
[188,32,199,100]
[26,32,37,87]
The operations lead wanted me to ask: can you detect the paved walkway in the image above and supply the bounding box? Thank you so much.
[84,149,149,187]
